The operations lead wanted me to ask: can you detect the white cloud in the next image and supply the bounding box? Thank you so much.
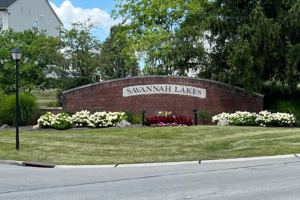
[49,0,122,33]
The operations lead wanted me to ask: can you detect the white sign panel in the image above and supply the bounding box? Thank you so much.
[123,84,206,98]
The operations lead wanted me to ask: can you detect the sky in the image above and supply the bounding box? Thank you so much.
[49,0,121,41]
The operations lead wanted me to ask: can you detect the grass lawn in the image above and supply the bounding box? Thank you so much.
[1,126,300,165]
[31,89,57,107]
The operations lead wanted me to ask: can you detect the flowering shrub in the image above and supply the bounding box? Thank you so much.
[151,122,178,127]
[145,116,175,126]
[174,116,193,126]
[151,122,188,127]
[231,111,257,126]
[38,111,125,129]
[146,115,193,126]
[51,113,72,130]
[110,112,125,125]
[88,111,125,128]
[37,112,54,128]
[71,110,91,127]
[212,111,295,127]
[38,112,72,129]
[158,111,172,117]
[212,112,231,124]
[256,111,295,127]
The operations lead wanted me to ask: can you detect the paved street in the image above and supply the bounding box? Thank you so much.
[1,157,300,199]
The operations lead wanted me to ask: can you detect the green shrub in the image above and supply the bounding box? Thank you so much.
[122,110,135,123]
[91,108,102,114]
[37,112,54,128]
[197,110,213,125]
[275,100,300,117]
[158,111,172,116]
[295,119,300,127]
[213,111,295,127]
[0,93,40,126]
[132,114,143,124]
[0,94,4,126]
[71,110,91,127]
[38,112,72,130]
[51,113,73,130]
[46,101,61,107]
[85,111,125,128]
[56,89,63,106]
[262,85,300,110]
[274,100,300,126]
[56,77,95,106]
[62,109,77,116]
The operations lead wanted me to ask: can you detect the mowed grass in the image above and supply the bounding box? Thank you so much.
[1,126,300,165]
[31,89,57,107]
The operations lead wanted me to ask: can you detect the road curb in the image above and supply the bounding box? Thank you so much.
[55,165,116,169]
[201,154,297,164]
[54,154,300,169]
[1,154,299,168]
[0,160,23,166]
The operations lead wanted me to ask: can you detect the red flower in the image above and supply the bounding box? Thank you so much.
[145,115,192,126]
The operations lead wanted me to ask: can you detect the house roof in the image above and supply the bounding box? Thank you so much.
[0,0,63,26]
[0,0,17,7]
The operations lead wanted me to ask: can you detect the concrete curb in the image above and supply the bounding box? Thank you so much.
[55,165,116,169]
[201,154,297,164]
[1,154,299,169]
[0,160,23,166]
[54,154,300,169]
[55,161,200,169]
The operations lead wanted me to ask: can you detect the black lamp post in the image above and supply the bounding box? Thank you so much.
[141,110,146,126]
[193,108,197,126]
[11,48,23,150]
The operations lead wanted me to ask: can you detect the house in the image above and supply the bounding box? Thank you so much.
[0,0,63,37]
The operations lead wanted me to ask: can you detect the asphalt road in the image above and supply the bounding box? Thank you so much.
[1,157,300,200]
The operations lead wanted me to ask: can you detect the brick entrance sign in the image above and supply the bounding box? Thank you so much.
[62,76,264,123]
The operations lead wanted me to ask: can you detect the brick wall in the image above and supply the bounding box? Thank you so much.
[62,76,264,124]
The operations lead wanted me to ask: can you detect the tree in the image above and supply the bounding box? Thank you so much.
[0,29,61,94]
[112,0,208,76]
[200,0,300,93]
[113,0,300,93]
[58,19,101,77]
[99,25,140,80]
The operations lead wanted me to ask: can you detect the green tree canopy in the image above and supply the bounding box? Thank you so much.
[197,0,300,93]
[113,0,300,93]
[113,0,207,76]
[58,19,101,77]
[99,25,140,80]
[0,29,61,94]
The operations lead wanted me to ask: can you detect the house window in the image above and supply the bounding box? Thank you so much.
[33,20,39,32]
[0,12,3,31]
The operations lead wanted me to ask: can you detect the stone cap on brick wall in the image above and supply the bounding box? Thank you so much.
[62,75,264,97]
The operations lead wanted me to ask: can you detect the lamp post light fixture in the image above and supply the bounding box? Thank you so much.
[193,108,198,126]
[141,110,146,126]
[11,48,23,150]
